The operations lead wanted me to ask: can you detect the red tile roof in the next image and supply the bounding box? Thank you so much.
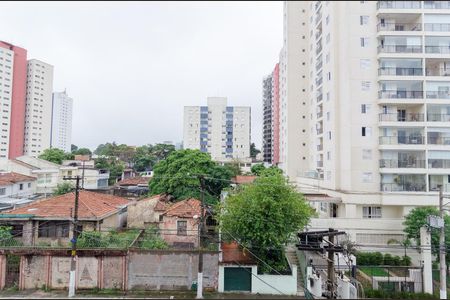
[3,190,130,220]
[116,176,150,186]
[162,198,201,218]
[232,175,257,184]
[0,172,36,186]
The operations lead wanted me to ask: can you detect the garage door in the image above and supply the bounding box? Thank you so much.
[224,267,252,292]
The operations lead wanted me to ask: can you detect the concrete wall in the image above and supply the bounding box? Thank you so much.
[127,197,161,228]
[160,216,198,247]
[128,250,218,291]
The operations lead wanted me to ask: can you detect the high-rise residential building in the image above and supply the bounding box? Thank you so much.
[23,59,54,157]
[262,74,273,163]
[279,1,450,244]
[0,41,27,159]
[183,97,251,161]
[51,90,73,153]
[272,63,281,165]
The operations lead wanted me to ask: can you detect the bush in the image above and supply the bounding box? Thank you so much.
[364,289,437,299]
[391,255,401,266]
[383,253,393,265]
[401,255,411,266]
[357,251,412,267]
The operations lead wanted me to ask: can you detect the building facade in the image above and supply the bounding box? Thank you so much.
[262,74,273,163]
[51,90,73,153]
[183,97,251,161]
[0,41,28,160]
[23,59,54,157]
[278,1,450,244]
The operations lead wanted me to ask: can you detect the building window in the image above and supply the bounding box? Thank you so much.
[177,220,187,236]
[27,183,31,188]
[326,92,330,101]
[38,221,70,238]
[361,81,371,91]
[363,206,382,218]
[328,131,332,140]
[362,172,373,183]
[362,149,372,160]
[326,15,330,25]
[360,37,369,47]
[360,16,369,25]
[0,188,5,196]
[19,184,23,190]
[327,151,331,160]
[327,72,331,81]
[361,104,371,113]
[362,127,371,137]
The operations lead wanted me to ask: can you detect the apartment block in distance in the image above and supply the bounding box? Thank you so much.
[280,1,450,246]
[0,41,27,160]
[51,90,73,153]
[183,97,251,162]
[24,59,54,157]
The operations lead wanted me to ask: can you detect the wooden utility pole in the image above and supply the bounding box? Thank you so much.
[64,175,81,298]
[196,175,206,299]
[438,185,447,300]
[327,232,336,299]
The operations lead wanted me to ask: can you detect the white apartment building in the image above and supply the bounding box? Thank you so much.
[279,1,450,245]
[24,59,54,157]
[183,97,251,161]
[0,48,14,159]
[51,90,73,153]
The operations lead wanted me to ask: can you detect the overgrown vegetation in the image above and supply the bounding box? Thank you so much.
[356,251,411,266]
[0,226,22,247]
[53,182,74,196]
[364,289,437,299]
[77,229,140,249]
[134,226,169,250]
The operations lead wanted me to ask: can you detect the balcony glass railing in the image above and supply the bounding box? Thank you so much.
[380,159,426,168]
[429,159,450,168]
[425,46,450,54]
[379,136,425,145]
[377,1,421,9]
[426,91,450,99]
[427,136,450,145]
[424,23,450,32]
[379,113,424,122]
[381,182,426,192]
[377,23,422,31]
[378,45,422,53]
[427,114,450,122]
[378,90,423,99]
[378,67,423,76]
[424,1,450,9]
[426,68,450,76]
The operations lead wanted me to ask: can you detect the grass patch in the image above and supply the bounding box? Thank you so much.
[359,266,389,277]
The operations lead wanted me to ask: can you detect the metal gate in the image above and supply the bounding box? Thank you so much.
[224,267,252,292]
[5,255,20,289]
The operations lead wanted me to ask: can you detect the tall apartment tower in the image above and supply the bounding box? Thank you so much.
[51,90,73,153]
[0,41,27,159]
[183,97,251,162]
[262,74,273,163]
[23,59,54,157]
[283,1,450,243]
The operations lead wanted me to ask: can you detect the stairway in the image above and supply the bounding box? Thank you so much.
[285,248,305,297]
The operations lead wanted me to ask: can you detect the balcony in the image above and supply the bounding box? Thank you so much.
[378,67,422,76]
[377,23,421,32]
[425,46,450,54]
[424,23,450,32]
[317,144,323,151]
[378,45,422,54]
[378,90,423,99]
[429,159,450,168]
[317,111,323,119]
[427,135,450,145]
[316,61,323,71]
[381,182,426,192]
[317,93,323,103]
[316,77,323,87]
[316,128,323,135]
[379,135,425,145]
[316,44,323,55]
[424,1,450,9]
[377,1,421,9]
[427,113,450,122]
[379,113,424,122]
[317,161,323,168]
[379,159,426,168]
[426,91,450,99]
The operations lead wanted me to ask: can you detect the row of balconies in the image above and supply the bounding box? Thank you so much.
[381,182,450,193]
[377,1,450,10]
[379,113,450,122]
[377,23,450,32]
[378,90,450,99]
[380,159,450,168]
[379,67,450,77]
[379,135,450,145]
[378,45,450,54]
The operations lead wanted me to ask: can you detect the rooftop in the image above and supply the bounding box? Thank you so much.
[162,198,201,218]
[116,176,150,187]
[0,172,36,186]
[232,175,257,185]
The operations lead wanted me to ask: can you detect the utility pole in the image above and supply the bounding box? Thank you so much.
[196,175,206,299]
[81,160,85,189]
[438,185,447,300]
[327,231,336,299]
[64,175,81,298]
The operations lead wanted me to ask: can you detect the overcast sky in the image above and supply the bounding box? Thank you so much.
[0,1,282,150]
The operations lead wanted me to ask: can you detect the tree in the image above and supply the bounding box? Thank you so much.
[219,169,314,272]
[72,148,92,156]
[250,143,261,159]
[71,144,78,152]
[54,182,74,195]
[251,163,266,176]
[149,149,232,204]
[150,143,175,162]
[39,148,73,165]
[94,157,125,185]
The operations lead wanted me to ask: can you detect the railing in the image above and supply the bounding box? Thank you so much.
[425,46,450,54]
[316,128,323,135]
[316,44,322,55]
[317,111,323,118]
[426,91,450,99]
[379,136,425,145]
[316,30,322,41]
[378,90,423,99]
[315,1,322,11]
[378,45,422,53]
[379,113,424,122]
[316,61,323,71]
[317,161,323,168]
[424,23,450,32]
[317,93,323,102]
[429,183,450,192]
[378,67,422,76]
[426,68,450,76]
[381,183,426,192]
[377,23,422,31]
[377,1,421,9]
[315,13,322,25]
[429,159,450,168]
[424,1,450,9]
[316,77,323,86]
[427,114,450,122]
[317,145,323,151]
[379,159,426,168]
[427,136,450,145]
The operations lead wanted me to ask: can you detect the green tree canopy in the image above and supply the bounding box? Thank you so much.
[149,149,232,204]
[219,169,314,272]
[94,157,125,185]
[39,148,73,165]
[71,144,78,152]
[251,163,266,176]
[53,182,74,196]
[250,143,261,159]
[72,148,92,156]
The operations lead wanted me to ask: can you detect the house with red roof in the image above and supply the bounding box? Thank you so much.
[0,190,130,246]
[127,194,170,228]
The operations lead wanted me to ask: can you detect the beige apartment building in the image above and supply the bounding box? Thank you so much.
[279,1,450,245]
